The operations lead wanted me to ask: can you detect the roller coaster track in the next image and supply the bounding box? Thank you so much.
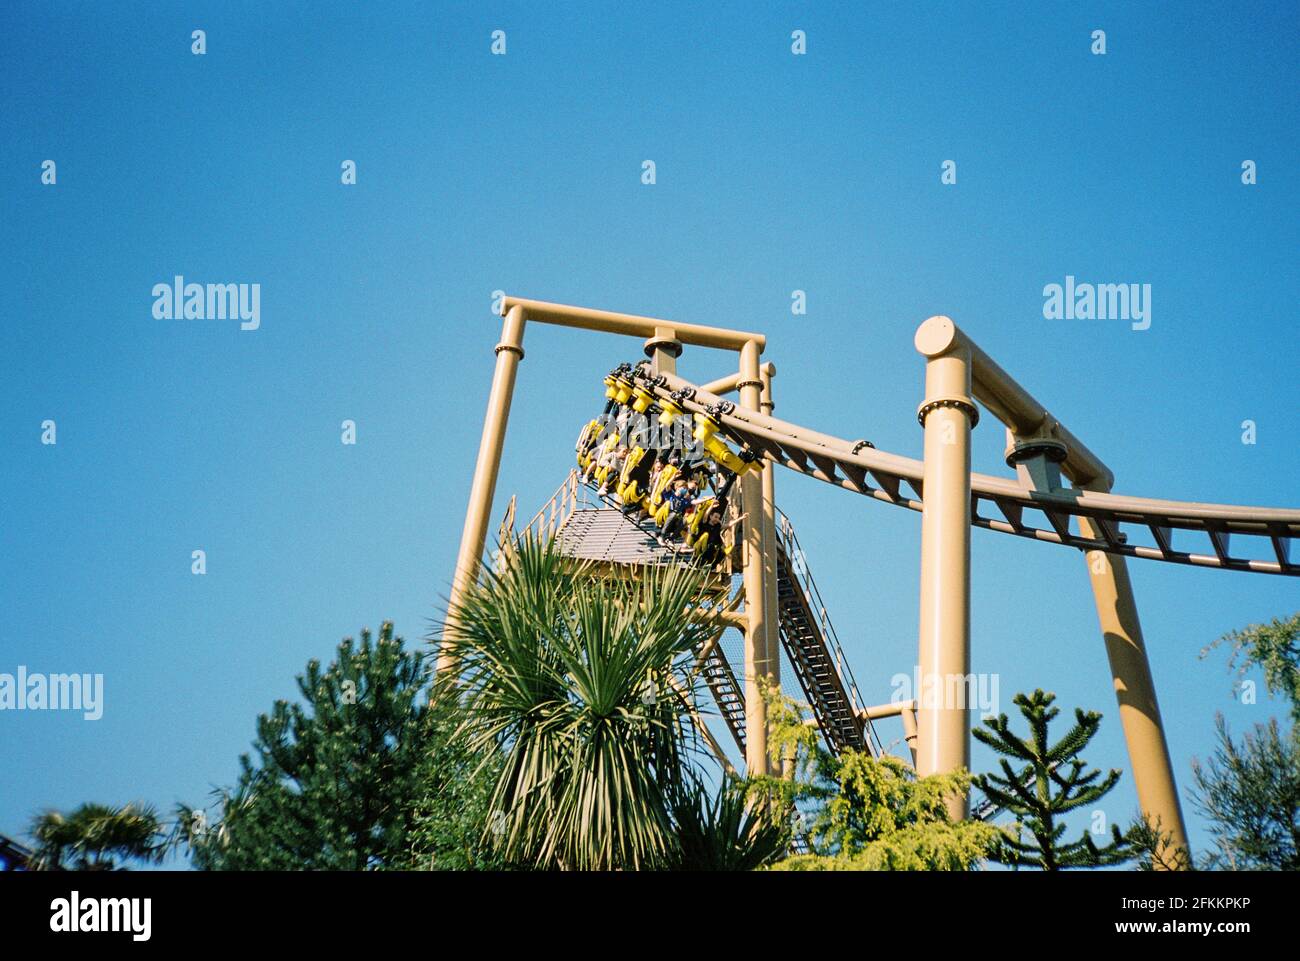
[645,372,1300,577]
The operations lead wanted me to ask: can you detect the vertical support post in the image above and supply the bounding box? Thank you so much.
[1078,504,1191,868]
[759,366,781,706]
[739,340,772,776]
[900,703,920,768]
[644,327,681,376]
[914,316,977,820]
[438,304,526,676]
[863,700,919,768]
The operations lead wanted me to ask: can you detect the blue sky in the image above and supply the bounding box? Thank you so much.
[2,0,1296,865]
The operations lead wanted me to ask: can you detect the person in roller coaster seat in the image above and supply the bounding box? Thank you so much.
[647,456,664,496]
[657,478,693,544]
[580,426,610,484]
[596,446,627,498]
[694,508,726,566]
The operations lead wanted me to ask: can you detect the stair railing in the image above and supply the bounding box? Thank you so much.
[774,508,883,756]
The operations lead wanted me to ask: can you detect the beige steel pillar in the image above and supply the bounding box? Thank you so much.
[438,304,526,675]
[913,316,977,819]
[644,326,681,376]
[759,367,781,706]
[739,339,774,776]
[1078,502,1190,867]
[900,705,919,768]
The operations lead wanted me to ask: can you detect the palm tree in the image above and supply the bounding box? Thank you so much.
[30,802,167,870]
[439,536,734,870]
[667,774,791,871]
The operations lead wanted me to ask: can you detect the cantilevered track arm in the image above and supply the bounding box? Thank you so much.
[641,372,1300,576]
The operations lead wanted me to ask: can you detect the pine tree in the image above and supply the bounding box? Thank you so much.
[974,689,1132,869]
[182,622,489,870]
[1194,612,1300,870]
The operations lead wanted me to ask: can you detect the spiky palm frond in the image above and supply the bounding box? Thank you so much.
[666,775,791,871]
[441,537,725,871]
[30,802,166,871]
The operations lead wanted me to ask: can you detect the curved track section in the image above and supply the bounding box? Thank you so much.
[645,372,1300,576]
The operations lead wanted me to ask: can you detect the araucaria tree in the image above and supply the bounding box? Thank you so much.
[974,689,1132,869]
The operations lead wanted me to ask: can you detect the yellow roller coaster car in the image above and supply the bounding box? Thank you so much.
[575,418,603,470]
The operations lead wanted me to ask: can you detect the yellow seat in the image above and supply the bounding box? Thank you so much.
[630,386,656,414]
[686,497,716,538]
[646,464,679,524]
[576,419,603,469]
[617,446,652,507]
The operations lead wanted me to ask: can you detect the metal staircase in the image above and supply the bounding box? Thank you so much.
[697,636,747,750]
[774,509,880,756]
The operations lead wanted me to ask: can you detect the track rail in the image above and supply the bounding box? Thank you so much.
[644,373,1300,576]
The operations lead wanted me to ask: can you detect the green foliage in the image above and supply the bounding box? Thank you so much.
[974,689,1132,870]
[29,802,168,871]
[439,536,763,870]
[665,775,792,871]
[1202,612,1300,724]
[1126,812,1196,872]
[396,689,505,870]
[1193,612,1300,871]
[182,622,471,870]
[760,691,998,871]
[1193,715,1299,870]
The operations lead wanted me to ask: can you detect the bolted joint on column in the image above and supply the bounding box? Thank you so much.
[914,315,978,428]
[642,336,682,360]
[644,327,682,376]
[1005,426,1068,491]
[917,397,980,428]
[494,343,524,360]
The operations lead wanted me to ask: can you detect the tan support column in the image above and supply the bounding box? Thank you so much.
[1078,502,1190,868]
[644,326,681,376]
[781,743,796,780]
[438,304,526,675]
[914,316,977,819]
[759,366,781,705]
[900,705,919,768]
[739,339,773,776]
